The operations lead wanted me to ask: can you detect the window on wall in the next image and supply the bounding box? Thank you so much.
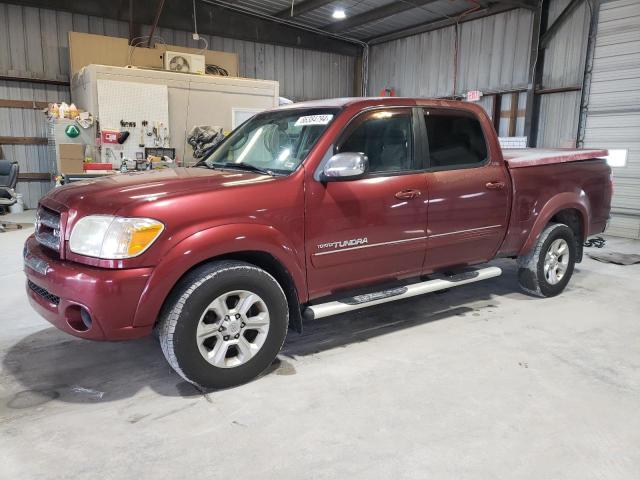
[423,109,487,168]
[484,91,526,138]
[338,109,414,173]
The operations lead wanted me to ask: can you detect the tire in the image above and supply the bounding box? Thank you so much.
[517,223,577,298]
[158,260,289,389]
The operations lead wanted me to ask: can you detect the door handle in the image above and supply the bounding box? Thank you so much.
[395,189,422,199]
[485,181,505,190]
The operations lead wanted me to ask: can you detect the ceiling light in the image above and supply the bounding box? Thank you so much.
[332,8,346,19]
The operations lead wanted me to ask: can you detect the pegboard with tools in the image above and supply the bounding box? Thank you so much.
[96,79,171,166]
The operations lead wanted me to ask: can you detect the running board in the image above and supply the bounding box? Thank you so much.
[304,266,502,320]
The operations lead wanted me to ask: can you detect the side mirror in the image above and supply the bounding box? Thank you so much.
[322,152,369,181]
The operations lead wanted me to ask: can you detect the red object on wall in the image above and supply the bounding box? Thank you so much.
[100,130,119,144]
[379,87,395,97]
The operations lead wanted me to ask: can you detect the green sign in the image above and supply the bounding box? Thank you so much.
[65,124,80,138]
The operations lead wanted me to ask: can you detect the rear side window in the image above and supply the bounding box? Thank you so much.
[423,109,487,168]
[338,109,414,173]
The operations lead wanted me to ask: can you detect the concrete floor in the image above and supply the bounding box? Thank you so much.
[1,216,639,479]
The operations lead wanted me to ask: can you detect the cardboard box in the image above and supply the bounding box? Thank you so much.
[69,32,130,77]
[58,143,85,173]
[59,143,84,159]
[130,47,164,69]
[58,158,85,174]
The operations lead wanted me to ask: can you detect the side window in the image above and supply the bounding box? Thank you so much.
[424,109,488,168]
[338,109,413,173]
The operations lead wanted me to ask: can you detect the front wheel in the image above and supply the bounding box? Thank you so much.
[517,223,577,298]
[158,261,289,389]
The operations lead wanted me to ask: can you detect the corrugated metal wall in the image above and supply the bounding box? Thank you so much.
[582,0,640,239]
[456,10,534,94]
[368,9,534,98]
[0,3,355,208]
[368,27,455,98]
[367,2,592,149]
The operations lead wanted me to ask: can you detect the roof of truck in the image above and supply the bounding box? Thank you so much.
[275,97,474,110]
[503,148,609,168]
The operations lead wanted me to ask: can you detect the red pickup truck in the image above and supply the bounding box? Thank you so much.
[24,98,612,388]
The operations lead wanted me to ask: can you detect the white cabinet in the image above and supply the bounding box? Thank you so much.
[71,65,279,165]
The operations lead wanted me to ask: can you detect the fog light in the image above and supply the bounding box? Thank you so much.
[66,305,92,332]
[80,307,92,330]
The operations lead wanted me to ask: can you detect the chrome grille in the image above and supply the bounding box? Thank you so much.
[28,280,60,306]
[35,206,61,254]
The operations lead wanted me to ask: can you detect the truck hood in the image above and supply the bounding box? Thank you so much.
[43,167,271,214]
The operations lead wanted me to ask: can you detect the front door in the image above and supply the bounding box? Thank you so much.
[305,107,429,299]
[421,107,510,271]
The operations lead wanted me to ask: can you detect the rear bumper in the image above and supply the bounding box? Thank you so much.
[24,235,155,341]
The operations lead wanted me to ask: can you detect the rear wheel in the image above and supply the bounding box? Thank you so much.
[517,223,576,298]
[158,261,288,389]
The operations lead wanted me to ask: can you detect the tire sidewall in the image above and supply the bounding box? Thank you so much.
[535,224,576,297]
[171,264,288,388]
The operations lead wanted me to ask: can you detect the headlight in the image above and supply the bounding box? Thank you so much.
[69,215,164,259]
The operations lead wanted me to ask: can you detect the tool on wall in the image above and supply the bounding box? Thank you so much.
[153,121,169,147]
[140,120,148,147]
[118,119,136,145]
[117,130,130,144]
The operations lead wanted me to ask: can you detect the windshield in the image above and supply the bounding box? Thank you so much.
[202,108,339,174]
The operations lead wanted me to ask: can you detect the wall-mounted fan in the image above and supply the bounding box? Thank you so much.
[163,52,206,75]
[168,55,190,72]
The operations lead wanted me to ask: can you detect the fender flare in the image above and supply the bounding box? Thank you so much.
[132,223,306,327]
[519,192,590,256]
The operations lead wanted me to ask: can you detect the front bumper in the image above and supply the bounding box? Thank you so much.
[24,235,155,340]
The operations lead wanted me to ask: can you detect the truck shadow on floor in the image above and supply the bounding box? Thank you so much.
[281,259,529,358]
[2,260,531,404]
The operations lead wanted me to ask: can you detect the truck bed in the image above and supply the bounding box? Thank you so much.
[503,148,608,168]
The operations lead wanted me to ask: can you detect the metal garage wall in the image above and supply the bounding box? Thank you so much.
[367,27,455,98]
[367,8,533,98]
[0,3,355,208]
[582,0,640,239]
[456,9,533,94]
[366,1,593,149]
[536,0,591,147]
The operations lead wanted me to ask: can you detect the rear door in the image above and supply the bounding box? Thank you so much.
[305,107,429,298]
[421,107,510,271]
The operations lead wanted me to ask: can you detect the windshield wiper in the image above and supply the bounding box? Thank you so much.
[219,162,279,176]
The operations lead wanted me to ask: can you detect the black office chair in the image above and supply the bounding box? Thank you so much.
[0,160,20,232]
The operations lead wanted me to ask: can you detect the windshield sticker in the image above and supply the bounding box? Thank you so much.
[294,114,333,126]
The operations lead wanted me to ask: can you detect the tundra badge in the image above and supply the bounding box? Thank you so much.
[317,237,368,251]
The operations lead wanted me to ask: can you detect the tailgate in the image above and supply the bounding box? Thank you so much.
[503,148,608,168]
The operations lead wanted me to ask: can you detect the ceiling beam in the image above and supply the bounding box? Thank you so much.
[367,3,517,44]
[146,0,165,47]
[324,0,441,33]
[274,0,336,18]
[4,0,361,56]
[494,0,538,10]
[539,0,583,48]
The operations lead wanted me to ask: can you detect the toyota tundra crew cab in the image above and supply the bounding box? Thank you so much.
[24,98,612,388]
